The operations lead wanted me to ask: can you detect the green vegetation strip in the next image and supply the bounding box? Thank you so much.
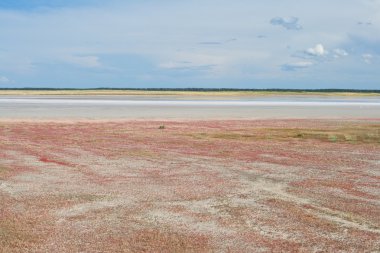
[188,125,380,144]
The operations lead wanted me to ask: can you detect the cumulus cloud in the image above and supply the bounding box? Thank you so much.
[270,17,302,30]
[306,44,327,56]
[63,55,101,68]
[295,45,348,61]
[282,61,313,71]
[0,76,10,83]
[362,53,373,63]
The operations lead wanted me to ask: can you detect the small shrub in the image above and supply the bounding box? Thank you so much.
[159,125,165,129]
[328,135,338,142]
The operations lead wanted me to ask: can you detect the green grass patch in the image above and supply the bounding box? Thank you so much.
[327,135,338,142]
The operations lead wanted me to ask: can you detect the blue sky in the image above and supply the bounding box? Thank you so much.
[0,0,379,89]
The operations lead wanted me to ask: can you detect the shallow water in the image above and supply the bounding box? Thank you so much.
[1,95,380,119]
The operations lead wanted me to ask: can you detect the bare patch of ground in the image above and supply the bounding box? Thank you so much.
[0,119,379,252]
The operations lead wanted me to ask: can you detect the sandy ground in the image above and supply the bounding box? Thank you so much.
[1,119,379,252]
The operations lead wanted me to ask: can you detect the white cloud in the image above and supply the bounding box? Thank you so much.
[362,53,373,63]
[270,17,302,30]
[333,48,348,58]
[306,44,327,56]
[0,76,10,83]
[62,55,101,68]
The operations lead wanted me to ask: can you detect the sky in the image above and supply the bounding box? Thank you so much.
[0,0,379,89]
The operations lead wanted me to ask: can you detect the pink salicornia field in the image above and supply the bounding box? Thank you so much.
[1,119,380,252]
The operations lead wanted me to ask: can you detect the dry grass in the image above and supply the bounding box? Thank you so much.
[0,197,50,253]
[188,124,380,144]
[126,229,210,252]
[0,167,8,177]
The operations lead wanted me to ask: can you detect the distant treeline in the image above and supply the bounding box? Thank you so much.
[1,88,380,93]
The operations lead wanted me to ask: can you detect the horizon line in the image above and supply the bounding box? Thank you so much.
[1,88,380,93]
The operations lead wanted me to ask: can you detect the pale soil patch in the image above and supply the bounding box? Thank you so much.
[56,197,135,219]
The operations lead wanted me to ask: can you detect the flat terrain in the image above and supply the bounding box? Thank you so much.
[1,89,380,96]
[1,119,379,252]
[1,95,380,119]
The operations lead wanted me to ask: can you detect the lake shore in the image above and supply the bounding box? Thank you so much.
[1,95,380,120]
[1,89,380,97]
